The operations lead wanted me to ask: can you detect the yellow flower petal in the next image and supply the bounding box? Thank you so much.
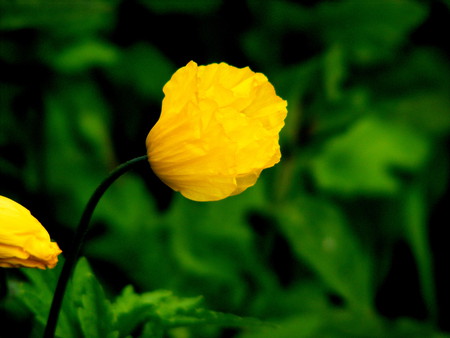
[146,61,287,201]
[0,196,62,269]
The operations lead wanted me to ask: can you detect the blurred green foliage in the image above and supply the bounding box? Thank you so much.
[14,258,263,337]
[1,0,450,337]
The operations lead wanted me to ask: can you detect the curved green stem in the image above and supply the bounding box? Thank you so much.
[43,155,148,338]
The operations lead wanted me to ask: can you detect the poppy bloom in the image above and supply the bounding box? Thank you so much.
[146,61,287,201]
[0,196,61,269]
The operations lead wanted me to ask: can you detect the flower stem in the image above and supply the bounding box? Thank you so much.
[43,155,148,338]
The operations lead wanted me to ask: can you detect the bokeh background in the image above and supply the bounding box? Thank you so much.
[1,0,450,337]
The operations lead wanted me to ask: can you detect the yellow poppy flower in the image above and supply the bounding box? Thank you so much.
[0,195,61,269]
[146,61,287,201]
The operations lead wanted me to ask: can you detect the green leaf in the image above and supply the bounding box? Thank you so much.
[47,39,119,73]
[112,286,265,335]
[113,286,170,336]
[15,258,81,338]
[274,196,373,310]
[311,116,430,196]
[16,268,55,325]
[18,258,117,337]
[148,290,264,329]
[75,259,117,338]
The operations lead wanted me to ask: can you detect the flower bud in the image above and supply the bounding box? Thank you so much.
[0,196,61,269]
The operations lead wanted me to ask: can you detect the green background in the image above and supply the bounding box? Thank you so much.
[1,0,450,337]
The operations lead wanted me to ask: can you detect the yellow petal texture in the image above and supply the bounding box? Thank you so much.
[0,196,62,269]
[146,61,287,201]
